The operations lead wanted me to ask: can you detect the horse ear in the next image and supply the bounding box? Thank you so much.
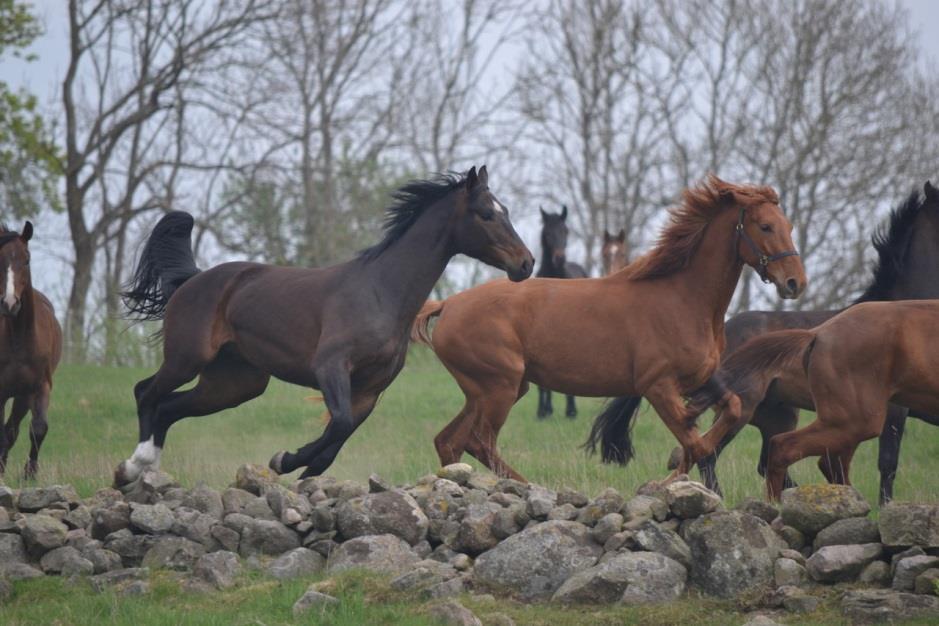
[617,228,626,242]
[925,181,938,201]
[718,188,735,205]
[540,206,548,220]
[21,221,33,243]
[467,166,478,188]
[478,165,488,186]
[561,205,568,219]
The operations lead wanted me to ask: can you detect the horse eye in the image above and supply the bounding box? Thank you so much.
[760,224,773,233]
[478,210,495,222]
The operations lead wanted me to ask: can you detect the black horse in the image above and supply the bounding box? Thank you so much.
[690,182,939,502]
[115,167,534,485]
[535,206,587,419]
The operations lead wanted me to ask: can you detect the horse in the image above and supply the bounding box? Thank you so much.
[411,176,806,481]
[691,300,939,501]
[534,206,587,419]
[114,166,534,485]
[686,182,939,502]
[601,229,628,275]
[0,223,62,478]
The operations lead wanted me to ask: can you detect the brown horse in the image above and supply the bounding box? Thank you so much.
[116,166,534,485]
[0,223,62,478]
[412,176,806,481]
[601,229,628,275]
[693,301,939,500]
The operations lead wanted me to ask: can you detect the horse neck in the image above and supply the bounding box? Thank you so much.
[2,284,37,350]
[888,214,939,300]
[667,210,743,331]
[538,243,563,277]
[360,201,455,324]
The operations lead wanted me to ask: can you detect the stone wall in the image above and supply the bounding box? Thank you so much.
[2,465,939,623]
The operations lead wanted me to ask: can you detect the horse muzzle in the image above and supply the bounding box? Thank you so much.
[507,253,535,282]
[0,298,21,317]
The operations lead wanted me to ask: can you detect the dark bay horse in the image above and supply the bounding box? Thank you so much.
[696,301,939,500]
[601,229,628,275]
[412,176,806,481]
[535,206,587,419]
[688,183,939,501]
[115,166,534,485]
[0,223,62,478]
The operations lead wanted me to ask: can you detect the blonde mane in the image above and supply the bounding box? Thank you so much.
[624,175,779,281]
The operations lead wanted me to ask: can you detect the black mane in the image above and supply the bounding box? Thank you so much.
[854,189,926,303]
[359,173,467,261]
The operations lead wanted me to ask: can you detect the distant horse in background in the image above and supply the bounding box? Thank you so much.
[116,166,534,485]
[687,182,939,502]
[693,301,939,500]
[601,229,628,275]
[413,176,806,481]
[535,206,587,419]
[0,223,62,478]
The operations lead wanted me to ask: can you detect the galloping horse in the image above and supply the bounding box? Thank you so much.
[601,229,628,275]
[412,176,806,481]
[687,183,939,501]
[115,167,533,485]
[0,223,62,478]
[693,301,939,500]
[535,206,587,419]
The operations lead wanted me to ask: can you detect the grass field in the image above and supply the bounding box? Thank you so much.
[3,349,939,625]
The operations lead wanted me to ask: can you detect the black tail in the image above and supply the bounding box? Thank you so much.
[583,395,642,465]
[122,211,200,321]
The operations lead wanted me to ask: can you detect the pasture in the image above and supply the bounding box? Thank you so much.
[5,346,939,507]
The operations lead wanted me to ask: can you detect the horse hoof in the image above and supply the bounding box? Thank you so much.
[269,451,287,475]
[113,461,133,488]
[666,446,683,471]
[23,462,38,481]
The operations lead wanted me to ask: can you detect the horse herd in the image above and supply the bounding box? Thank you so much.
[0,166,936,504]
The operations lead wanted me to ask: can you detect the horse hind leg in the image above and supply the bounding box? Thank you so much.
[754,403,800,489]
[565,394,577,418]
[465,385,527,481]
[876,405,908,504]
[537,386,552,419]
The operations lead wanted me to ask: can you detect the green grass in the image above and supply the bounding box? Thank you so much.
[3,349,939,624]
[4,346,938,505]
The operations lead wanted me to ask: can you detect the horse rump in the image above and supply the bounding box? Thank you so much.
[122,211,201,321]
[583,395,642,465]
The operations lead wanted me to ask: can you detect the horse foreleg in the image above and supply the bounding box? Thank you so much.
[753,403,800,490]
[24,385,51,479]
[877,405,908,504]
[537,386,552,419]
[465,387,526,481]
[1,397,29,474]
[646,381,709,478]
[565,394,577,418]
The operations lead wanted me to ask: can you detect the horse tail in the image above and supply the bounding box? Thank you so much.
[410,299,445,346]
[583,395,642,465]
[687,329,817,410]
[122,211,201,321]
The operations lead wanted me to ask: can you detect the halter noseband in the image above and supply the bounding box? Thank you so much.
[734,206,799,283]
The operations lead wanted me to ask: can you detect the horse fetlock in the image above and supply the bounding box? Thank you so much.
[269,450,288,475]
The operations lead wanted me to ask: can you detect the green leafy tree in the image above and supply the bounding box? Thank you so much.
[0,0,59,219]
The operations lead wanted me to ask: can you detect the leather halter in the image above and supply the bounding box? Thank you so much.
[734,206,799,283]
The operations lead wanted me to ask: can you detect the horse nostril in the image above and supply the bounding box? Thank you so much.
[787,278,798,294]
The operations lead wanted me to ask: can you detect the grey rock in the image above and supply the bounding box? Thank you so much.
[103,529,155,565]
[735,497,779,524]
[428,600,482,626]
[779,548,805,565]
[328,533,419,575]
[665,481,722,519]
[423,576,466,599]
[891,546,925,576]
[776,525,806,550]
[223,512,254,535]
[813,517,880,551]
[0,577,10,603]
[526,494,555,520]
[221,488,255,516]
[121,470,179,504]
[141,536,206,571]
[0,533,26,564]
[65,505,92,531]
[292,588,339,616]
[0,562,44,580]
[129,503,174,534]
[915,568,939,595]
[490,508,520,540]
[172,508,219,550]
[742,615,783,626]
[589,513,623,545]
[336,490,429,546]
[603,531,635,553]
[242,497,277,521]
[310,504,335,532]
[90,502,131,539]
[466,472,499,493]
[634,520,692,569]
[119,580,150,596]
[239,519,300,557]
[556,488,588,508]
[450,553,472,571]
[181,485,224,520]
[621,495,668,524]
[860,560,891,585]
[553,551,686,604]
[893,555,939,591]
[84,548,123,574]
[390,560,458,591]
[576,489,624,527]
[482,613,515,626]
[39,545,94,576]
[211,524,240,553]
[879,503,939,548]
[806,543,883,583]
[684,510,785,598]
[437,463,473,485]
[16,485,79,512]
[193,550,241,589]
[842,589,939,623]
[0,485,14,509]
[774,557,807,587]
[266,484,311,525]
[772,585,819,613]
[548,503,578,522]
[234,464,278,496]
[267,547,325,579]
[454,503,500,554]
[779,485,870,535]
[473,520,602,600]
[368,473,392,493]
[21,514,68,557]
[89,567,150,593]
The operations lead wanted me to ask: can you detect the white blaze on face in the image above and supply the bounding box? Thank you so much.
[3,267,15,309]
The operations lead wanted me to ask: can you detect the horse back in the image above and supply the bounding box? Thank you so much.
[724,309,838,354]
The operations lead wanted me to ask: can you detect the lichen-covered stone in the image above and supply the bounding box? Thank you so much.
[779,485,870,535]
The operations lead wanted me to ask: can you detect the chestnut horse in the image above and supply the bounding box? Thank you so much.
[412,176,806,481]
[535,206,587,419]
[116,167,533,485]
[692,300,939,500]
[0,223,62,478]
[687,183,939,501]
[601,229,628,275]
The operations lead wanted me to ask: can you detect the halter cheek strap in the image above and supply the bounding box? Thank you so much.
[735,206,799,283]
